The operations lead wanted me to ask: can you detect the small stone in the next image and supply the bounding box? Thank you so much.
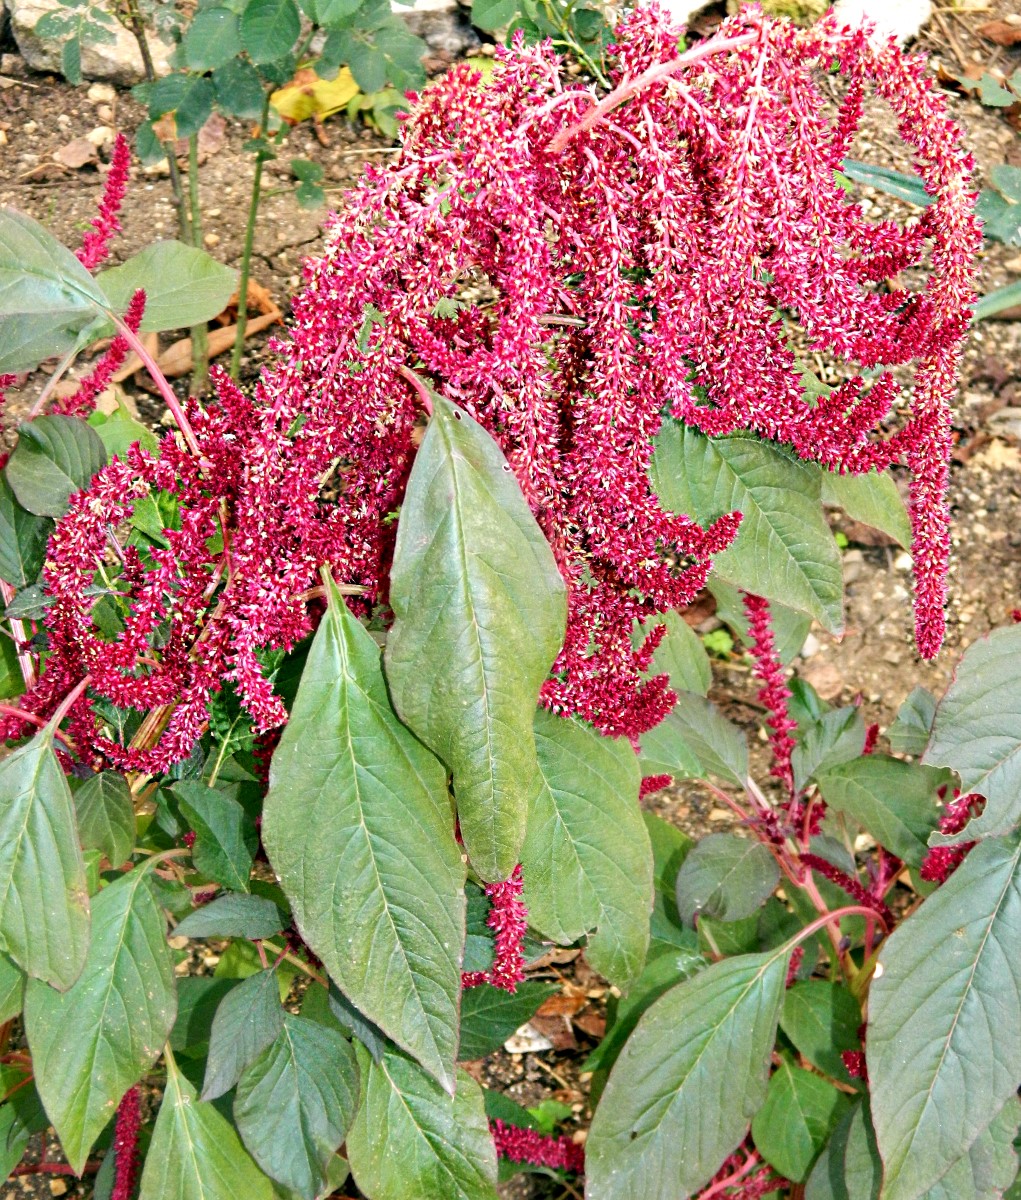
[87,82,116,103]
[22,119,38,134]
[97,103,114,123]
[203,232,221,248]
[708,807,732,822]
[167,935,189,950]
[893,551,912,571]
[85,124,115,147]
[843,549,864,584]
[800,632,821,658]
[48,1180,69,1197]
[206,207,221,218]
[56,112,70,127]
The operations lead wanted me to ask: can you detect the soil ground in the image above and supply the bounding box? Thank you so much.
[0,1,1020,1196]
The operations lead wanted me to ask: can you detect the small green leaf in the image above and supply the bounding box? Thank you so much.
[640,609,712,696]
[780,981,862,1083]
[459,981,558,1062]
[241,0,301,63]
[868,835,1021,1200]
[147,74,216,139]
[202,970,284,1101]
[0,952,24,1023]
[96,242,238,334]
[174,781,256,892]
[674,833,780,925]
[839,160,932,207]
[170,977,236,1055]
[471,0,520,30]
[661,691,748,786]
[586,947,792,1199]
[183,6,242,70]
[792,707,866,792]
[0,472,52,588]
[805,1099,880,1200]
[0,727,89,990]
[235,1013,360,1199]
[213,59,267,120]
[347,1046,498,1200]
[139,1052,274,1200]
[752,1058,852,1182]
[975,281,1021,321]
[887,687,937,757]
[520,710,652,989]
[88,403,161,461]
[385,390,567,881]
[6,415,108,518]
[174,893,287,941]
[74,770,134,868]
[25,869,175,1173]
[644,812,694,901]
[821,468,911,548]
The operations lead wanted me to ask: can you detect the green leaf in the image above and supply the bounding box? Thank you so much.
[792,707,866,792]
[644,812,694,901]
[384,390,567,881]
[202,969,283,1100]
[661,691,748,786]
[520,710,652,989]
[752,1058,852,1183]
[174,893,287,941]
[816,755,947,866]
[97,242,238,334]
[6,414,108,518]
[922,626,1021,842]
[979,73,1016,107]
[235,1013,360,1199]
[805,1099,880,1200]
[88,402,161,461]
[640,609,711,696]
[262,576,465,1092]
[976,281,1021,321]
[0,727,89,990]
[213,59,267,120]
[0,631,21,702]
[821,469,911,548]
[74,770,134,868]
[0,206,110,320]
[147,74,216,139]
[174,781,256,892]
[0,472,52,588]
[24,868,175,1173]
[638,709,704,782]
[708,577,811,666]
[138,1052,274,1200]
[780,981,862,1082]
[183,6,242,70]
[868,835,1021,1200]
[347,1046,498,1200]
[241,0,301,63]
[839,160,932,207]
[0,308,103,376]
[0,952,24,1023]
[585,947,792,1199]
[919,1095,1020,1200]
[471,0,520,30]
[887,687,937,757]
[170,977,236,1054]
[674,833,780,925]
[459,981,558,1062]
[652,426,844,633]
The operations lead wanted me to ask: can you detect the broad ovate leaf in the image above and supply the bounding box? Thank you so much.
[0,206,109,319]
[25,868,176,1173]
[6,415,107,518]
[385,392,567,881]
[263,575,465,1092]
[641,610,712,696]
[868,834,1021,1200]
[202,968,284,1101]
[805,1099,881,1200]
[0,472,52,589]
[674,833,780,926]
[922,626,1021,842]
[347,1046,498,1200]
[520,710,653,990]
[751,1057,851,1182]
[0,726,89,989]
[821,468,911,548]
[652,425,843,633]
[586,947,791,1199]
[139,1052,274,1200]
[74,770,134,868]
[96,241,237,334]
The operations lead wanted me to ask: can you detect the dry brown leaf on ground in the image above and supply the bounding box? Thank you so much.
[53,138,97,169]
[978,18,1021,45]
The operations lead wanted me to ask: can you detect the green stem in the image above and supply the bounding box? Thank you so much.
[230,90,273,380]
[188,134,210,395]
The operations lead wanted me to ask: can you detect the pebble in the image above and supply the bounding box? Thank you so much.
[97,104,115,123]
[22,119,37,133]
[893,551,912,571]
[86,125,114,147]
[87,82,117,104]
[800,632,822,658]
[56,113,70,128]
[203,232,221,248]
[843,549,864,584]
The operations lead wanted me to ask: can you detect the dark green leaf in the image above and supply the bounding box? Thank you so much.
[459,981,558,1061]
[0,952,24,1022]
[169,977,236,1054]
[235,1013,359,1199]
[675,833,779,926]
[174,893,287,941]
[201,969,284,1101]
[147,74,216,139]
[792,707,866,792]
[0,630,21,702]
[585,947,791,1199]
[520,710,652,989]
[213,59,267,120]
[708,576,812,666]
[241,0,301,63]
[25,868,175,1173]
[6,414,107,518]
[816,755,947,866]
[922,626,1021,842]
[839,160,932,207]
[326,983,391,1061]
[74,770,134,868]
[821,468,911,548]
[868,835,1021,1200]
[88,402,161,461]
[263,576,465,1092]
[652,426,843,633]
[0,726,89,989]
[138,1052,274,1200]
[661,692,747,786]
[97,242,238,334]
[780,981,862,1082]
[313,0,363,23]
[0,473,52,588]
[183,6,242,70]
[347,1046,498,1200]
[752,1058,851,1182]
[174,780,256,891]
[384,390,567,881]
[805,1099,880,1200]
[644,812,694,901]
[887,687,937,757]
[638,708,704,782]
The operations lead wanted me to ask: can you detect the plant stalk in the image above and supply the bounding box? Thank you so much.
[230,90,273,380]
[188,134,210,394]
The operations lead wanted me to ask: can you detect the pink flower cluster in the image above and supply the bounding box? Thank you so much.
[110,1086,141,1200]
[77,133,130,272]
[490,1119,585,1174]
[743,594,796,792]
[462,865,528,992]
[919,788,982,882]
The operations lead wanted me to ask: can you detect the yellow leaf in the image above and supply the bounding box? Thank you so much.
[270,67,360,124]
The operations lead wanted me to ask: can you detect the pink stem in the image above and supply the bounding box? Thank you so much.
[49,675,91,732]
[399,365,434,416]
[112,317,201,456]
[0,705,74,750]
[0,579,37,691]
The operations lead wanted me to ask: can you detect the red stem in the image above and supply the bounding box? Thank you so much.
[398,365,434,416]
[11,1161,102,1177]
[112,316,201,456]
[0,705,74,750]
[49,675,92,731]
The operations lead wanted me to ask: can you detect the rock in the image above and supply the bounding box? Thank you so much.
[988,408,1021,441]
[400,5,479,54]
[831,0,931,44]
[5,0,174,85]
[654,0,714,26]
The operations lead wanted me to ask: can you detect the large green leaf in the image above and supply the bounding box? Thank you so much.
[385,392,567,881]
[674,833,779,926]
[0,952,24,1023]
[638,710,704,782]
[816,755,947,867]
[0,206,109,319]
[585,947,791,1199]
[174,893,287,942]
[74,770,134,868]
[138,1052,274,1200]
[868,835,1021,1200]
[654,691,748,786]
[96,242,238,334]
[347,1046,498,1200]
[652,426,843,632]
[520,710,652,989]
[0,726,89,990]
[25,868,175,1173]
[919,1095,1021,1200]
[240,0,300,62]
[202,969,284,1101]
[821,468,911,548]
[0,472,52,589]
[922,626,1021,842]
[458,981,558,1061]
[641,610,712,696]
[6,415,108,518]
[234,1013,360,1200]
[263,576,465,1092]
[751,1057,851,1182]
